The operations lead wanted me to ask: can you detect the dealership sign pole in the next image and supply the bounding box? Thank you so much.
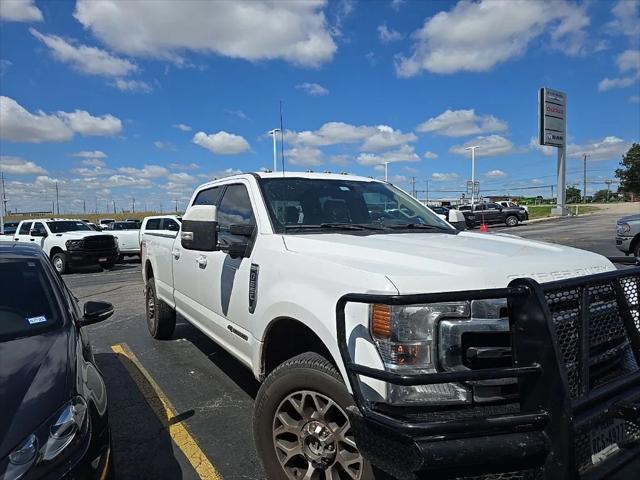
[539,87,567,216]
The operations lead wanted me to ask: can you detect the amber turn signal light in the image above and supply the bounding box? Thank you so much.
[371,304,391,339]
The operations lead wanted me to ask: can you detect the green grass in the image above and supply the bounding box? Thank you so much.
[527,204,599,220]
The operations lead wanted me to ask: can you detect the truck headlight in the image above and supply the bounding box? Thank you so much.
[370,302,472,405]
[65,239,84,249]
[617,223,630,235]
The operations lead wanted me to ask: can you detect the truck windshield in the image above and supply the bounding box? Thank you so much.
[47,221,92,233]
[260,177,454,234]
[0,258,61,342]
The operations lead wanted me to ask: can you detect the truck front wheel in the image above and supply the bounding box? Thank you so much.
[51,252,68,274]
[505,215,519,227]
[254,352,373,480]
[145,277,176,339]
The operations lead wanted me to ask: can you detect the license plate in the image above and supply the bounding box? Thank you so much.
[99,257,107,262]
[590,419,626,465]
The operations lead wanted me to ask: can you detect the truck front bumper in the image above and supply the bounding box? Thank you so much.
[336,268,640,479]
[67,248,119,266]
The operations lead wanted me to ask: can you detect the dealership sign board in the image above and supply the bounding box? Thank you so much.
[539,88,566,147]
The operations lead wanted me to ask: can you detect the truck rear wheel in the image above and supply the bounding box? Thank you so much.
[254,352,373,480]
[145,277,176,339]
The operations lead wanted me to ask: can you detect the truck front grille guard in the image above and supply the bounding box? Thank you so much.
[335,267,640,478]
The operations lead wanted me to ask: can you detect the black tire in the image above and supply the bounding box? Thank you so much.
[505,215,519,227]
[100,261,116,270]
[634,242,640,258]
[51,252,68,274]
[254,352,374,480]
[145,277,176,339]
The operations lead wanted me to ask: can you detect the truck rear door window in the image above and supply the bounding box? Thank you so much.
[194,186,221,206]
[145,219,162,230]
[18,222,32,235]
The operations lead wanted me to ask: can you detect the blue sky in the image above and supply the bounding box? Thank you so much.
[0,0,639,213]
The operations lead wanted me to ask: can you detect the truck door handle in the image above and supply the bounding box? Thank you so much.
[172,248,181,260]
[29,238,35,241]
[196,255,207,268]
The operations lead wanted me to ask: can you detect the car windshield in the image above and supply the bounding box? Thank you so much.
[260,177,453,234]
[0,257,61,342]
[111,222,140,230]
[47,221,92,233]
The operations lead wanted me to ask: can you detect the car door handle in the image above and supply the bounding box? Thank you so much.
[196,255,207,268]
[29,238,35,241]
[172,248,181,260]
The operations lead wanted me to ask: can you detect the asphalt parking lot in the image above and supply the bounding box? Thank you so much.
[65,206,639,480]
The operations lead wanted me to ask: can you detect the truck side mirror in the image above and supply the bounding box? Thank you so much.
[229,224,255,237]
[181,205,219,251]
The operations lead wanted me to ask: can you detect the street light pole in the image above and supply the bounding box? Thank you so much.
[268,129,281,172]
[465,146,480,204]
[383,161,389,181]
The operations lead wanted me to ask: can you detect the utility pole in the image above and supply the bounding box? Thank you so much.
[113,200,116,214]
[83,200,86,214]
[55,181,60,215]
[583,154,589,203]
[268,129,281,172]
[411,177,417,198]
[425,178,430,203]
[0,171,4,234]
[174,199,178,212]
[132,197,135,213]
[95,197,98,214]
[0,171,7,217]
[605,179,613,202]
[550,185,554,203]
[465,146,480,204]
[159,203,163,214]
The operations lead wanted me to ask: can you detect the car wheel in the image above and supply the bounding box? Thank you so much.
[505,215,519,227]
[634,242,640,258]
[52,252,68,274]
[254,352,374,480]
[145,277,176,339]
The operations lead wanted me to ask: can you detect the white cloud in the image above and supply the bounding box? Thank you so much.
[30,28,137,77]
[70,150,107,160]
[605,0,640,40]
[360,125,416,152]
[450,135,515,157]
[390,0,405,11]
[567,136,631,161]
[192,131,251,155]
[377,23,403,43]
[0,59,12,75]
[529,136,554,156]
[169,162,199,170]
[72,162,114,177]
[0,96,72,142]
[431,172,459,182]
[118,164,169,178]
[395,0,590,76]
[484,169,506,178]
[598,49,640,91]
[224,109,249,120]
[167,172,197,183]
[296,82,329,96]
[57,110,122,136]
[356,144,420,166]
[101,175,152,188]
[112,78,152,93]
[0,155,47,175]
[154,141,174,150]
[417,109,508,137]
[423,151,438,159]
[0,0,42,22]
[287,146,324,167]
[172,123,192,131]
[73,0,336,68]
[285,121,415,153]
[329,154,351,166]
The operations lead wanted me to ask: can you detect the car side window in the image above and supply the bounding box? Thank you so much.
[19,222,32,235]
[146,219,162,230]
[162,219,180,232]
[32,222,47,235]
[193,186,221,206]
[487,203,500,210]
[217,184,255,246]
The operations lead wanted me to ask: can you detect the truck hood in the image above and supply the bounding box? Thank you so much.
[282,231,614,293]
[52,231,112,239]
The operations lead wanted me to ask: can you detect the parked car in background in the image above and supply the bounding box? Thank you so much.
[616,214,640,257]
[12,219,119,274]
[104,221,142,260]
[97,219,115,230]
[139,215,181,245]
[0,242,114,480]
[125,219,142,228]
[498,200,529,213]
[0,221,19,237]
[472,202,528,227]
[429,206,475,230]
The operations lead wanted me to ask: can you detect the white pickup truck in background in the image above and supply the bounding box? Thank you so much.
[102,221,142,259]
[12,218,119,274]
[141,172,639,480]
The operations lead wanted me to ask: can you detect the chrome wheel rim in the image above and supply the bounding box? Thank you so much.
[146,288,156,330]
[53,256,63,272]
[273,390,363,480]
[507,217,517,226]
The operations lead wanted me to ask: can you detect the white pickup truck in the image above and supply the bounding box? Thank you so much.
[12,218,119,274]
[142,172,640,480]
[102,220,142,259]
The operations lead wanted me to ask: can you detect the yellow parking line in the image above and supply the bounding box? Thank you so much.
[111,343,222,480]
